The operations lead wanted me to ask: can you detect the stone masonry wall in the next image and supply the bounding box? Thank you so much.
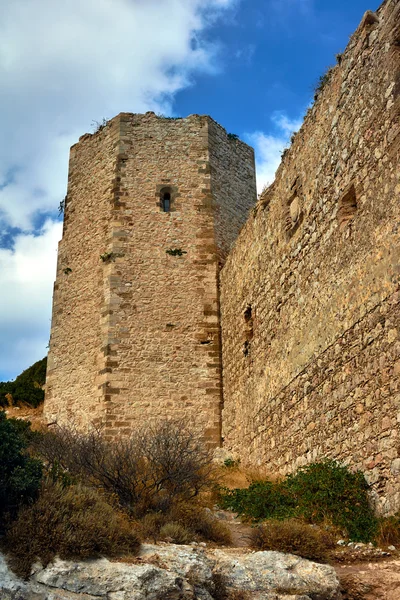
[208,121,257,264]
[45,113,256,447]
[220,0,400,513]
[45,124,119,428]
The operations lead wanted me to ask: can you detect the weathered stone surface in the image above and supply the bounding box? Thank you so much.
[210,549,340,599]
[33,557,190,599]
[44,112,256,448]
[220,0,400,515]
[0,546,342,600]
[43,0,399,514]
[139,543,214,585]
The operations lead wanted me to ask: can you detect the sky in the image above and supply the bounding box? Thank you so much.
[0,0,380,381]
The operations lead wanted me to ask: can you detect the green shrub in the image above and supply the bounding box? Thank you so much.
[218,479,295,522]
[0,411,42,528]
[218,460,377,542]
[251,519,335,562]
[4,480,141,578]
[284,460,377,542]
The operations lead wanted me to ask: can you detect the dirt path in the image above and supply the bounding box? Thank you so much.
[335,559,400,600]
[213,509,254,547]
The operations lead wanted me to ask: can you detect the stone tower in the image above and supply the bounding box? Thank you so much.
[45,112,257,446]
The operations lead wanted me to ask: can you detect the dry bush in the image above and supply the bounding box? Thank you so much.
[159,522,193,544]
[251,518,335,562]
[138,502,231,546]
[4,480,141,579]
[377,513,400,546]
[167,502,232,545]
[138,512,167,542]
[34,420,215,517]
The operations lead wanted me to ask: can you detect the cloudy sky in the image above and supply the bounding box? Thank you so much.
[0,0,379,381]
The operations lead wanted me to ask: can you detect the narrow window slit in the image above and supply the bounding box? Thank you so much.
[162,192,171,213]
[338,184,357,229]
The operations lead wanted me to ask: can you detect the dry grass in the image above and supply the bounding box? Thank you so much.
[377,513,400,546]
[5,404,45,431]
[251,518,336,562]
[216,464,279,490]
[159,522,193,544]
[137,501,232,546]
[4,480,141,579]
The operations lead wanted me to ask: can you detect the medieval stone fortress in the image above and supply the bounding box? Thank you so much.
[45,0,399,515]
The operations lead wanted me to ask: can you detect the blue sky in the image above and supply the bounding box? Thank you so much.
[0,0,379,381]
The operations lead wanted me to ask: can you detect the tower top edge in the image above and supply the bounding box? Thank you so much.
[73,112,254,153]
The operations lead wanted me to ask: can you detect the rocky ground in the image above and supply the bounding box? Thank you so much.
[0,544,341,599]
[2,407,399,599]
[217,509,400,600]
[1,538,399,599]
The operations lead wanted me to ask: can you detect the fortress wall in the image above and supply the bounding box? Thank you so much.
[208,120,257,264]
[45,113,256,446]
[45,124,119,428]
[220,0,400,513]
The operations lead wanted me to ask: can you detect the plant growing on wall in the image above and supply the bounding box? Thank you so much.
[313,66,334,101]
[100,252,123,263]
[166,248,187,257]
[58,197,66,215]
[157,114,182,120]
[91,118,109,133]
[227,133,239,140]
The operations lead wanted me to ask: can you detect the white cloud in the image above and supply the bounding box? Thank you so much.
[0,220,62,379]
[247,112,303,194]
[0,0,235,231]
[0,0,236,378]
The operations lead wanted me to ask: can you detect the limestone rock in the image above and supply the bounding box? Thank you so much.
[0,546,342,600]
[210,549,341,599]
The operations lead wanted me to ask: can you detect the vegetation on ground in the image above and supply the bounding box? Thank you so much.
[218,460,378,542]
[4,479,140,578]
[0,357,47,408]
[0,411,42,529]
[1,410,398,581]
[139,500,231,545]
[251,518,336,562]
[377,512,400,546]
[33,420,215,517]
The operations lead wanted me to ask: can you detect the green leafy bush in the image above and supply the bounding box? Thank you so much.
[0,357,47,408]
[284,460,377,542]
[219,460,377,542]
[0,411,42,528]
[218,479,295,521]
[251,518,335,562]
[4,480,141,578]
